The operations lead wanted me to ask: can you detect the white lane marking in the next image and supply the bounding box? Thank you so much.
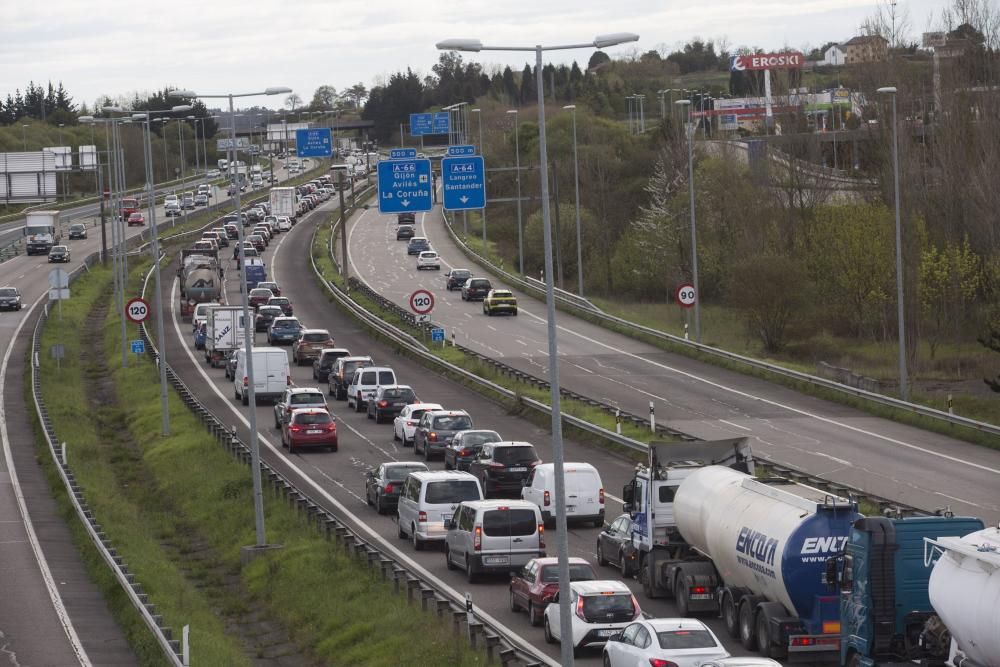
[0,294,92,666]
[516,339,527,346]
[570,363,594,375]
[167,277,555,667]
[718,419,751,432]
[487,325,496,332]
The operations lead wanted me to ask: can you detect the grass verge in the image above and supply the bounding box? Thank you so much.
[38,257,488,666]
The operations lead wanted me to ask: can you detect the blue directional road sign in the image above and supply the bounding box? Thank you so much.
[295,128,333,157]
[377,158,433,214]
[430,328,445,343]
[390,148,417,159]
[432,112,450,134]
[441,156,486,211]
[447,145,476,156]
[130,339,145,354]
[410,113,433,136]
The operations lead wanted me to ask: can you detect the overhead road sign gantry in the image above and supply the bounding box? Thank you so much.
[409,112,451,136]
[377,156,433,214]
[295,128,333,157]
[441,155,486,211]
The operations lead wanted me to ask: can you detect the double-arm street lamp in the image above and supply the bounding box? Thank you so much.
[436,32,638,667]
[169,85,291,553]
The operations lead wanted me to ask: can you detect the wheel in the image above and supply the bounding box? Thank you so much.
[367,409,373,420]
[414,438,421,454]
[241,392,248,406]
[393,428,400,442]
[446,547,456,570]
[513,309,518,316]
[366,488,373,506]
[411,526,424,551]
[398,521,407,539]
[619,550,631,578]
[354,394,364,412]
[274,414,280,429]
[675,577,690,616]
[716,591,738,638]
[640,556,663,598]
[544,618,556,644]
[528,601,542,627]
[423,442,430,461]
[509,588,519,612]
[756,609,777,657]
[603,653,613,667]
[374,493,384,515]
[288,441,296,455]
[466,558,477,583]
[739,600,757,650]
[596,542,608,566]
[403,434,412,447]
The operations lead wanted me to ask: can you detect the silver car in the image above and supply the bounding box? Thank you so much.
[444,500,545,582]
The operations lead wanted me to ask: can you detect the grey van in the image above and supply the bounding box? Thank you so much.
[444,500,545,582]
[397,471,482,550]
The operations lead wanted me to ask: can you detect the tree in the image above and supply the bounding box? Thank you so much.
[346,83,368,109]
[728,255,809,352]
[587,51,611,70]
[309,85,338,110]
[980,316,1000,392]
[919,237,983,359]
[285,93,302,110]
[519,64,535,104]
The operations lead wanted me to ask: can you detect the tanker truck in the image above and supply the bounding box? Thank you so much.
[177,248,222,322]
[622,438,861,660]
[835,515,993,667]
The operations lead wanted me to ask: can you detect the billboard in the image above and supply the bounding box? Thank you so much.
[0,152,58,203]
[730,52,804,71]
[79,145,97,171]
[43,146,72,170]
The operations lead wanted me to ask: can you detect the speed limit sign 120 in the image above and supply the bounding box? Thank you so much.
[675,284,696,308]
[409,289,435,315]
[125,297,151,323]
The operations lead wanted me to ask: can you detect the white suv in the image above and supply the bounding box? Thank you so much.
[544,580,642,657]
[416,250,440,270]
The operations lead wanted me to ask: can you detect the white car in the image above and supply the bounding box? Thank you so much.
[544,580,641,657]
[416,250,440,271]
[206,169,220,178]
[602,618,729,667]
[393,402,443,446]
[276,217,292,231]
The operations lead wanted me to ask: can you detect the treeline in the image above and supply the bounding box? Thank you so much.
[0,80,76,125]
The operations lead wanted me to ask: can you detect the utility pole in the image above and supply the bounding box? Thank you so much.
[338,171,349,283]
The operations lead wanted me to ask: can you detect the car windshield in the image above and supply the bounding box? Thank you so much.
[494,446,538,465]
[290,393,323,405]
[70,224,84,231]
[540,564,595,583]
[383,388,415,401]
[482,509,537,537]
[303,333,329,342]
[433,415,472,430]
[0,288,16,297]
[294,412,332,425]
[385,465,425,481]
[258,308,281,317]
[424,481,481,504]
[656,630,717,650]
[459,431,501,446]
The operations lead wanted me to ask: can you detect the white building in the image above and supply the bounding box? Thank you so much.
[821,44,847,66]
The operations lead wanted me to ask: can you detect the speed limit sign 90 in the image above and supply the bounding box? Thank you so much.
[125,297,151,323]
[409,289,435,315]
[675,284,696,308]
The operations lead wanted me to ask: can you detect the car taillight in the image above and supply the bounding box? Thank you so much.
[599,488,605,505]
[289,425,302,432]
[473,526,481,551]
[243,376,248,387]
[384,483,394,494]
[407,420,417,426]
[538,524,545,550]
[575,596,587,621]
[325,423,336,432]
[378,400,388,408]
[417,511,427,523]
[690,585,708,595]
[543,490,551,507]
[648,660,678,667]
[428,432,438,442]
[459,448,473,457]
[488,462,505,469]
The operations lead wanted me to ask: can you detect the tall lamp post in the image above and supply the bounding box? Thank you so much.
[188,116,201,175]
[505,109,524,274]
[878,86,908,400]
[675,99,701,343]
[171,85,292,553]
[472,108,487,248]
[437,33,638,667]
[563,105,584,296]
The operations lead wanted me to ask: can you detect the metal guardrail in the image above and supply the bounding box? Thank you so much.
[439,212,1000,440]
[31,251,186,666]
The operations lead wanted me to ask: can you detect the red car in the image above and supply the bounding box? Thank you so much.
[281,409,337,453]
[248,288,275,310]
[127,212,145,226]
[508,556,597,626]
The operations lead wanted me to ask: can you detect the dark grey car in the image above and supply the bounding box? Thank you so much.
[596,513,636,577]
[67,223,88,239]
[444,430,502,471]
[413,410,473,461]
[365,462,429,514]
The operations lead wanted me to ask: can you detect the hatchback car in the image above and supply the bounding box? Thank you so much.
[281,408,337,453]
[312,348,351,383]
[127,212,145,226]
[256,281,281,297]
[392,402,443,446]
[194,193,209,207]
[248,288,275,309]
[0,286,23,311]
[67,223,88,239]
[397,212,416,224]
[444,429,502,471]
[413,410,474,460]
[292,329,336,365]
[597,513,636,577]
[406,237,430,255]
[254,305,284,332]
[416,251,440,271]
[277,217,292,231]
[468,442,541,497]
[483,289,518,316]
[247,234,266,252]
[266,296,293,317]
[445,268,472,290]
[165,202,182,217]
[267,317,302,345]
[223,224,240,239]
[461,278,492,301]
[367,385,418,423]
[274,387,328,428]
[509,557,597,626]
[47,245,70,262]
[602,618,730,667]
[544,580,642,657]
[396,224,415,240]
[365,462,429,515]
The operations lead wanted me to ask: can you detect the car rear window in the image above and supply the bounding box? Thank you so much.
[290,393,323,405]
[303,333,329,342]
[424,481,481,504]
[482,509,537,537]
[273,320,299,330]
[581,594,635,621]
[384,388,415,401]
[386,466,425,481]
[377,371,395,384]
[360,371,376,384]
[434,415,472,430]
[461,432,501,446]
[470,280,490,288]
[270,298,289,305]
[294,412,332,425]
[343,360,370,376]
[494,446,538,465]
[656,630,717,650]
[250,289,272,297]
[540,564,595,583]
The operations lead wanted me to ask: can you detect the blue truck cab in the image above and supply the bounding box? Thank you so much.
[836,515,984,667]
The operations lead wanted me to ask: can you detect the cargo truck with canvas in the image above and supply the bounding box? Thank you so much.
[622,438,862,659]
[24,210,61,255]
[204,306,247,368]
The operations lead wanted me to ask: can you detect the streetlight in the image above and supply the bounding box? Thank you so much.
[438,32,638,667]
[676,99,701,343]
[131,104,190,436]
[472,108,487,249]
[506,109,524,274]
[878,85,908,401]
[563,105,584,296]
[636,94,646,133]
[169,85,292,553]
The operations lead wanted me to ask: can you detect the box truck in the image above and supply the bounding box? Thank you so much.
[269,187,296,220]
[24,210,61,255]
[204,306,247,368]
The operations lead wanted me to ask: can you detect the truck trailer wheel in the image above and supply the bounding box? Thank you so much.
[674,577,691,616]
[755,602,787,659]
[721,591,740,638]
[739,598,759,650]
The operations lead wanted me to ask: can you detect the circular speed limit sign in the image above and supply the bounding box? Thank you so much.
[675,284,696,308]
[125,297,151,323]
[409,289,435,315]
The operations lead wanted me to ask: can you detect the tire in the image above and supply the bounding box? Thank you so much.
[603,653,613,667]
[675,577,690,617]
[374,493,384,515]
[367,409,373,420]
[241,392,248,406]
[544,618,556,644]
[411,526,423,551]
[398,521,407,539]
[722,591,740,638]
[739,600,757,650]
[274,414,280,429]
[513,309,518,316]
[366,488,373,506]
[466,558,477,583]
[528,601,542,627]
[355,394,364,412]
[596,541,608,566]
[445,547,456,570]
[756,609,776,657]
[393,428,400,442]
[509,588,519,612]
[414,438,421,455]
[423,442,430,461]
[619,550,631,578]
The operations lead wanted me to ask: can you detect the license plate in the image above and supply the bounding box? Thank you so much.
[566,506,576,512]
[596,629,617,637]
[307,430,322,434]
[691,594,713,600]
[441,514,452,522]
[483,556,509,565]
[508,467,527,472]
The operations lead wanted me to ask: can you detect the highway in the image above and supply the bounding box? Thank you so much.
[0,167,286,664]
[344,205,1000,526]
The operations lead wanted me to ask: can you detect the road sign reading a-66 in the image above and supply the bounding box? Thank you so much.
[377,158,432,214]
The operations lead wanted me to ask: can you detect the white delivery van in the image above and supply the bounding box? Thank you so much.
[234,347,291,405]
[521,462,604,527]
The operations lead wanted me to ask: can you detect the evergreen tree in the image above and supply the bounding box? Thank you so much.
[519,64,535,104]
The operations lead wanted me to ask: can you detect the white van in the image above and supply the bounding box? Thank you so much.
[193,302,214,330]
[521,462,605,527]
[346,366,397,412]
[397,470,482,550]
[233,347,291,405]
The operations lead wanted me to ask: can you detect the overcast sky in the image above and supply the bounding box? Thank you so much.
[2,0,953,111]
